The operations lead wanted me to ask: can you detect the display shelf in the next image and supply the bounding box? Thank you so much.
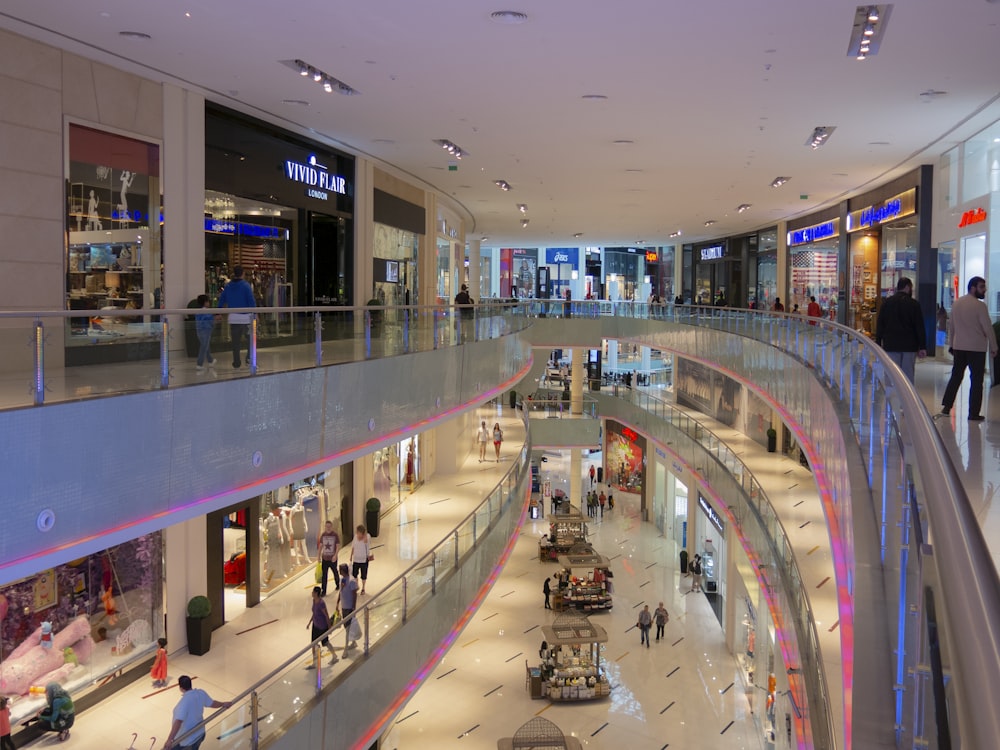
[535,614,610,704]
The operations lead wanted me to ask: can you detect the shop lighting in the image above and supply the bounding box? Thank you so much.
[517,204,527,213]
[573,233,583,238]
[847,5,888,59]
[857,53,867,61]
[290,59,359,95]
[867,6,879,21]
[807,126,836,149]
[736,204,752,213]
[770,176,790,188]
[495,180,511,191]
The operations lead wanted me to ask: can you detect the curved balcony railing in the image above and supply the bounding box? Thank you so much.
[173,409,532,750]
[601,387,834,748]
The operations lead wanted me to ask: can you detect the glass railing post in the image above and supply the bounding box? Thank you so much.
[433,308,439,349]
[33,319,44,406]
[454,530,460,566]
[250,689,260,750]
[249,317,258,375]
[159,319,169,388]
[363,607,371,655]
[364,309,372,358]
[403,308,410,352]
[314,311,323,366]
[402,576,408,624]
[431,554,436,595]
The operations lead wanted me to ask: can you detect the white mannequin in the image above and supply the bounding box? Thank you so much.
[289,497,311,564]
[264,508,285,582]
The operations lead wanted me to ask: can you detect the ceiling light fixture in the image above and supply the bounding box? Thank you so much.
[581,94,608,101]
[807,126,836,149]
[863,24,874,36]
[435,139,468,160]
[847,5,889,59]
[736,204,752,213]
[867,6,879,21]
[494,180,511,191]
[669,231,682,238]
[704,220,717,227]
[770,176,790,188]
[573,233,583,238]
[118,31,152,40]
[289,59,360,95]
[517,204,527,213]
[520,218,529,228]
[490,10,528,25]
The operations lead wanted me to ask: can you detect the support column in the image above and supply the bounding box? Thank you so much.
[570,449,582,514]
[165,516,207,650]
[354,159,375,305]
[571,347,585,415]
[640,346,651,381]
[607,339,618,372]
[468,239,482,299]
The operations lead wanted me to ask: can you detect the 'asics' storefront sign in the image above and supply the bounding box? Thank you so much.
[284,154,347,199]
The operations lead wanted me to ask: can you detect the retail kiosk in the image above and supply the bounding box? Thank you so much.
[552,553,613,612]
[535,614,610,702]
[498,717,582,750]
[539,512,589,561]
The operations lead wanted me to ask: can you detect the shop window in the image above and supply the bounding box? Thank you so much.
[790,242,838,315]
[373,223,419,313]
[66,124,162,348]
[0,534,163,725]
[939,146,959,210]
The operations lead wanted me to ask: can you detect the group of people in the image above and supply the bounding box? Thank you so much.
[635,602,670,648]
[476,420,504,463]
[194,265,257,372]
[584,488,613,518]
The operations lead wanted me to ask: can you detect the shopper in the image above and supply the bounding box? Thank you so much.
[941,276,997,421]
[35,683,74,741]
[543,576,552,609]
[654,603,669,642]
[589,464,596,486]
[194,295,216,371]
[806,295,823,325]
[336,563,360,653]
[217,266,256,369]
[163,675,230,750]
[351,525,372,595]
[305,586,337,667]
[637,605,653,648]
[874,277,927,383]
[690,555,703,593]
[317,520,341,596]
[476,420,490,462]
[455,284,474,342]
[607,491,614,511]
[598,492,606,517]
[492,422,504,462]
[772,297,784,313]
[0,695,15,750]
[151,637,168,688]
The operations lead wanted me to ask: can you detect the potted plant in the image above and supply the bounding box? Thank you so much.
[186,595,212,656]
[766,427,777,453]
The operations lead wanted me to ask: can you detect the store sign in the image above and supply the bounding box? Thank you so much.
[204,218,284,239]
[958,207,987,228]
[698,494,725,534]
[621,426,639,443]
[545,248,579,265]
[788,219,838,246]
[700,244,724,261]
[846,188,917,231]
[283,154,347,200]
[645,250,658,262]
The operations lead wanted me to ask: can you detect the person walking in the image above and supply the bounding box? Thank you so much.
[476,420,490,463]
[151,637,168,687]
[492,422,504,462]
[690,555,703,592]
[217,266,256,369]
[772,297,784,312]
[941,276,998,421]
[163,675,230,750]
[455,284,474,342]
[874,277,927,383]
[305,586,338,667]
[598,491,606,517]
[654,602,669,642]
[336,563,360,653]
[543,576,552,609]
[589,464,596,487]
[351,525,372,595]
[806,296,823,325]
[637,605,653,648]
[317,520,341,595]
[194,295,216,371]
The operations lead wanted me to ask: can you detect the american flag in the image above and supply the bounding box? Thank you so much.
[791,250,838,289]
[237,240,286,271]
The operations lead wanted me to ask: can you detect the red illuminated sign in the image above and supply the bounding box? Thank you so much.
[645,250,658,262]
[958,208,987,228]
[621,427,639,442]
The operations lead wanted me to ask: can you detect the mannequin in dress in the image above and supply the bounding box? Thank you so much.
[290,496,311,565]
[278,507,293,573]
[263,507,285,582]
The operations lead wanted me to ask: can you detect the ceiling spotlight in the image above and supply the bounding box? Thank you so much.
[573,233,583,238]
[807,126,836,149]
[481,236,489,242]
[704,220,717,227]
[323,79,333,93]
[669,230,682,238]
[770,176,790,188]
[517,204,527,213]
[520,218,529,228]
[312,69,323,82]
[736,204,752,213]
[867,6,879,21]
[863,24,875,36]
[436,139,468,159]
[441,142,450,150]
[454,149,462,160]
[856,53,866,60]
[495,180,511,191]
[297,61,309,76]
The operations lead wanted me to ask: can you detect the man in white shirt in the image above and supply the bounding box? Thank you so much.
[941,276,998,421]
[163,676,230,750]
[476,420,490,462]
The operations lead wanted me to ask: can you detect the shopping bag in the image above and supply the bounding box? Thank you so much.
[349,615,362,642]
[314,561,323,584]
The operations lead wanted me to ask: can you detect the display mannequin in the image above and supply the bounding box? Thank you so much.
[289,498,311,565]
[258,517,267,582]
[264,508,285,582]
[279,508,293,573]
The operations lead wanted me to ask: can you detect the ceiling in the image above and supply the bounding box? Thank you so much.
[3,0,1000,247]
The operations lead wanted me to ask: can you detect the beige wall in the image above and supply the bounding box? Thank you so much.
[0,28,167,370]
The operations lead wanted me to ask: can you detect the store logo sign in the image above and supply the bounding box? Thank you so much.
[284,154,347,198]
[958,207,987,228]
[700,245,724,261]
[859,198,902,228]
[621,426,639,443]
[698,494,725,534]
[645,250,658,262]
[545,248,579,265]
[788,221,836,246]
[204,218,283,239]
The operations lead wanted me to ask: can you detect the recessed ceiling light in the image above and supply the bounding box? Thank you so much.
[669,231,682,238]
[372,138,395,144]
[517,204,527,213]
[118,31,152,40]
[868,141,890,146]
[919,89,947,102]
[520,218,529,228]
[770,176,790,188]
[494,180,511,191]
[573,233,583,238]
[807,125,836,148]
[736,204,752,213]
[490,10,528,24]
[867,6,879,21]
[704,220,717,227]
[994,138,1000,143]
[581,94,608,101]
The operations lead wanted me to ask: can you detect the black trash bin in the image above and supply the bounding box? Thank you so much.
[679,549,689,575]
[365,497,381,538]
[509,390,517,409]
[596,466,604,484]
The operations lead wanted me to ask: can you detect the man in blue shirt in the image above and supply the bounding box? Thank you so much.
[217,266,256,369]
[163,675,230,750]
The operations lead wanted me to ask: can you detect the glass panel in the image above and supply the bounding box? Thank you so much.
[194,697,254,750]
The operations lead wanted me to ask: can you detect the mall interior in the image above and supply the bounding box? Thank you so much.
[1,3,1000,750]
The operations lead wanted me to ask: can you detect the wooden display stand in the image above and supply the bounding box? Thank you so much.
[552,552,613,613]
[537,614,610,702]
[539,512,589,561]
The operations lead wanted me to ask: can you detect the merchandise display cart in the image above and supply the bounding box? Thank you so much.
[498,717,582,750]
[536,614,610,702]
[539,512,589,561]
[552,553,613,612]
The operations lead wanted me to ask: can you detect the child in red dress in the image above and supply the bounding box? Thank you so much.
[150,638,168,688]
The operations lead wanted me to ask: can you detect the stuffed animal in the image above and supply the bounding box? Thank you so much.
[39,622,53,649]
[63,647,78,666]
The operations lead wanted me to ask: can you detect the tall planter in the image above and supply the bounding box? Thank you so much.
[186,595,212,656]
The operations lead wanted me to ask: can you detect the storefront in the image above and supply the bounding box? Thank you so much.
[602,248,647,301]
[844,168,933,336]
[693,492,726,623]
[204,106,355,314]
[373,190,424,311]
[435,207,464,302]
[65,123,163,364]
[641,246,676,302]
[540,248,581,299]
[500,248,539,299]
[690,240,735,305]
[0,534,164,726]
[786,214,840,317]
[748,229,778,310]
[604,420,646,495]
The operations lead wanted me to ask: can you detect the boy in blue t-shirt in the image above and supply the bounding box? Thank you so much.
[195,294,216,370]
